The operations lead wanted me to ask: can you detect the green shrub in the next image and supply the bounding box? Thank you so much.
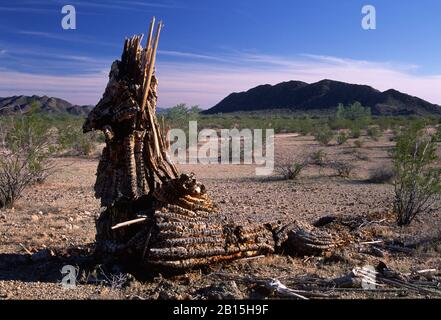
[298,117,313,135]
[309,149,327,166]
[277,162,306,180]
[350,126,361,138]
[329,161,355,178]
[0,108,56,208]
[336,102,371,122]
[435,125,441,142]
[59,126,96,156]
[367,126,381,141]
[313,126,334,146]
[392,126,441,226]
[353,139,364,148]
[336,132,349,145]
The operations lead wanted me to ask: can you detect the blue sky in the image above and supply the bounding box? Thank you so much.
[1,0,441,107]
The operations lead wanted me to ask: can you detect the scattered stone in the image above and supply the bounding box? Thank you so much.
[196,281,245,299]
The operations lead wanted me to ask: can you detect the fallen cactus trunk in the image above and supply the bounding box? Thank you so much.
[83,18,344,271]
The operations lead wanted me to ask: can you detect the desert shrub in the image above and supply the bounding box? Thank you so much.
[276,162,306,180]
[329,161,355,178]
[353,139,364,148]
[275,153,309,180]
[0,110,56,209]
[336,102,371,122]
[313,126,334,146]
[367,126,381,141]
[309,149,327,166]
[298,116,313,135]
[367,166,395,183]
[59,126,97,156]
[336,132,349,145]
[435,125,441,142]
[164,103,200,131]
[350,126,361,139]
[392,126,441,226]
[353,150,369,161]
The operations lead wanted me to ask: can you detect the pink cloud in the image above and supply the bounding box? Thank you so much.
[0,70,107,105]
[2,52,441,108]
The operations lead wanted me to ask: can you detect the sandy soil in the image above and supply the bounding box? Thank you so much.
[1,133,440,299]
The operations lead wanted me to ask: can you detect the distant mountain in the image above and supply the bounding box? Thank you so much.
[203,79,441,116]
[0,95,94,116]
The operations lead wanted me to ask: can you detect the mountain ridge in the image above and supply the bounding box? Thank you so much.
[0,95,94,116]
[0,95,169,116]
[203,79,441,116]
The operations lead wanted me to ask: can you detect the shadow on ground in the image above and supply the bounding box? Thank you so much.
[0,244,104,284]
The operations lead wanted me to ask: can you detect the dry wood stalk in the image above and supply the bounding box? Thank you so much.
[83,18,346,271]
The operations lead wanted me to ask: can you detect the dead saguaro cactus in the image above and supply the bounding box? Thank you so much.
[84,18,345,271]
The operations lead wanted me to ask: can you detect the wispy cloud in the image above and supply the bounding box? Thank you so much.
[2,49,441,108]
[26,0,183,13]
[0,70,107,104]
[155,52,441,108]
[17,30,118,47]
[159,50,229,62]
[0,6,56,13]
[106,0,182,9]
[0,44,113,75]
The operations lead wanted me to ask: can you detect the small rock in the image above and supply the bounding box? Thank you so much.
[197,281,244,299]
[31,215,40,221]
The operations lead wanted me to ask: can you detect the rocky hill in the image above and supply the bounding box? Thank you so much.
[204,79,441,116]
[0,95,94,116]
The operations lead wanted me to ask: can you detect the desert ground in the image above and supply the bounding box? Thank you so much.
[1,133,440,299]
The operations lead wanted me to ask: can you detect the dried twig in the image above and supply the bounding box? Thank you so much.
[111,217,147,230]
[18,243,32,255]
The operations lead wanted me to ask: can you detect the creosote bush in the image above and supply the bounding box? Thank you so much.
[329,161,355,178]
[392,126,441,226]
[336,131,349,145]
[0,109,56,209]
[276,153,309,181]
[353,139,364,148]
[350,126,361,139]
[435,125,441,142]
[313,126,334,146]
[309,149,327,166]
[367,126,381,141]
[59,125,97,156]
